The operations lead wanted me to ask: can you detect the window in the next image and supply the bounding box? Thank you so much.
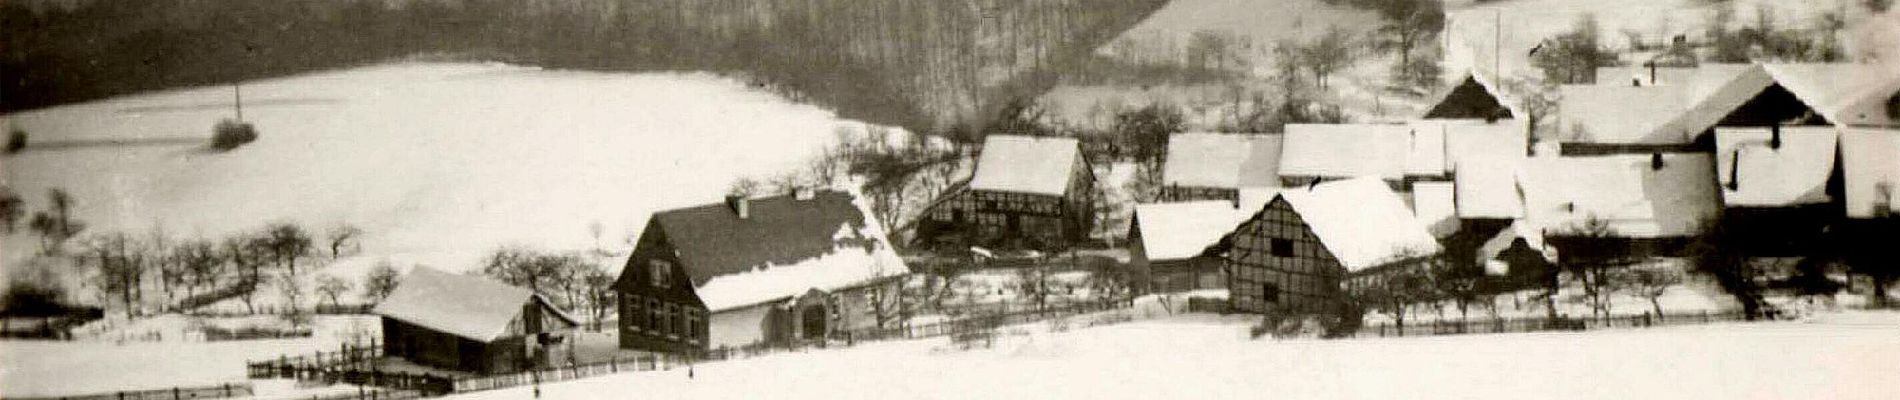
[649,260,672,288]
[647,299,662,331]
[627,296,645,331]
[658,303,673,337]
[687,310,704,342]
[1262,283,1281,304]
[1270,238,1294,257]
[675,306,689,337]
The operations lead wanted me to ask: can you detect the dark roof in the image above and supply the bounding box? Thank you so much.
[651,190,877,284]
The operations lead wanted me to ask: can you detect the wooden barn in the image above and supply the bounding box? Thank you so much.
[1223,177,1442,315]
[917,135,1096,250]
[373,267,578,375]
[614,189,910,355]
[1712,126,1842,255]
[1158,133,1283,204]
[1128,200,1255,294]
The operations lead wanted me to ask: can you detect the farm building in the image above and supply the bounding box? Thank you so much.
[1222,177,1441,315]
[1128,200,1256,294]
[373,267,579,374]
[1277,124,1425,186]
[1712,126,1841,255]
[1841,128,1900,220]
[1521,153,1721,260]
[1421,70,1522,121]
[917,135,1096,250]
[1563,63,1900,155]
[1158,133,1283,204]
[614,189,910,355]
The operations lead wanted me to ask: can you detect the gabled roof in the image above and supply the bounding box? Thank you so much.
[1523,153,1720,238]
[1422,70,1523,120]
[1713,127,1838,207]
[1162,133,1284,189]
[1133,201,1252,262]
[373,267,577,343]
[1276,177,1443,271]
[1841,128,1900,219]
[642,189,910,312]
[970,135,1082,196]
[1279,124,1412,180]
[1761,63,1900,125]
[1558,84,1696,144]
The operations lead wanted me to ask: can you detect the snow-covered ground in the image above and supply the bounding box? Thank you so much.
[0,316,374,397]
[445,310,1900,400]
[1,62,895,279]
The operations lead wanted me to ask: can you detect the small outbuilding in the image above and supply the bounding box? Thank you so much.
[373,267,578,375]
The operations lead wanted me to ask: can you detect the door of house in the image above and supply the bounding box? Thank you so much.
[800,305,827,340]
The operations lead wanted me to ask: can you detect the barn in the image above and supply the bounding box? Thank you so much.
[1158,133,1283,204]
[1223,177,1441,315]
[614,189,910,355]
[917,135,1096,250]
[1128,200,1256,294]
[373,267,579,375]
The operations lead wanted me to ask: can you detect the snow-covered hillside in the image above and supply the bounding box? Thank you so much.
[1,62,891,274]
[445,311,1900,400]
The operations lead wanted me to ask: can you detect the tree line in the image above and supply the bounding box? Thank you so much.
[2,0,1168,135]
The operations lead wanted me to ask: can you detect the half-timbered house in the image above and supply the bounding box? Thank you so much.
[614,189,910,355]
[374,267,579,374]
[1128,200,1256,294]
[917,135,1096,250]
[1224,177,1441,315]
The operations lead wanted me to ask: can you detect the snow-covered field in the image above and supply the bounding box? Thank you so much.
[448,311,1900,400]
[1,62,892,276]
[0,315,374,397]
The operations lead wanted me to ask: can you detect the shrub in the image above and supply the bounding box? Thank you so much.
[211,119,258,150]
[5,129,24,154]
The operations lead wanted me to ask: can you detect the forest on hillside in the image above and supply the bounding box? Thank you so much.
[0,0,1170,134]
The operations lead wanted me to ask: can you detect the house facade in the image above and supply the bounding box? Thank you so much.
[1224,178,1442,315]
[373,268,578,375]
[615,189,911,355]
[918,135,1095,250]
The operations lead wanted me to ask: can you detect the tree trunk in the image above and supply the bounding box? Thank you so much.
[1649,297,1664,321]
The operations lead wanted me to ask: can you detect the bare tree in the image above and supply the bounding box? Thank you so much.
[28,189,84,255]
[1299,26,1357,89]
[1530,13,1618,84]
[316,275,353,308]
[324,223,363,260]
[362,261,403,303]
[174,239,223,300]
[277,272,309,327]
[1372,0,1445,70]
[1560,216,1634,320]
[257,222,316,275]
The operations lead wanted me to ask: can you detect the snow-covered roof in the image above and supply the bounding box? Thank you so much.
[643,189,911,312]
[1558,84,1697,144]
[1477,219,1554,273]
[1277,177,1443,271]
[1523,153,1720,238]
[1430,119,1529,173]
[1279,124,1413,180]
[970,135,1082,196]
[1411,181,1459,238]
[1841,128,1900,219]
[1405,123,1448,177]
[1162,133,1283,189]
[1714,126,1839,207]
[1133,201,1252,262]
[1761,63,1900,125]
[372,267,577,342]
[1454,155,1527,219]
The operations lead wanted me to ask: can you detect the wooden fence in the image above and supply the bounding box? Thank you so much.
[1352,310,1749,338]
[830,297,1136,343]
[8,383,252,400]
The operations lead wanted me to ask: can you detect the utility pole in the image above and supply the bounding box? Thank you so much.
[233,84,245,122]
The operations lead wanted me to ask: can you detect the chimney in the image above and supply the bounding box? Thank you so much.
[1769,124,1782,150]
[794,187,815,201]
[1650,153,1665,170]
[726,195,750,219]
[1727,149,1742,191]
[1647,62,1657,85]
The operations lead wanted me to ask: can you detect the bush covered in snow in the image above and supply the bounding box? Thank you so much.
[210,120,258,151]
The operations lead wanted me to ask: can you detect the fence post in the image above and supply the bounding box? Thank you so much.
[173,387,180,400]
